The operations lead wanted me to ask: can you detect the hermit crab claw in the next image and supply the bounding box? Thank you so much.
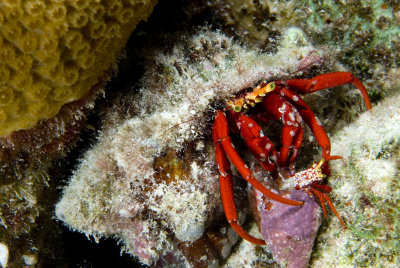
[290,159,346,227]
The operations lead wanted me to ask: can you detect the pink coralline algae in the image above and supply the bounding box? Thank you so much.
[255,190,322,268]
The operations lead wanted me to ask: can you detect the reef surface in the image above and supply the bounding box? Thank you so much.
[0,0,157,136]
[2,0,399,267]
[56,28,328,266]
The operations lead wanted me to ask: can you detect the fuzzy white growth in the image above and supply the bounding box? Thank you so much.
[195,140,205,151]
[362,159,396,198]
[150,182,208,241]
[0,243,8,268]
[23,254,38,265]
[313,93,400,267]
[56,28,325,265]
[223,221,273,267]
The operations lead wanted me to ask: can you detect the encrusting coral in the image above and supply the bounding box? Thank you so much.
[310,92,400,267]
[0,0,157,136]
[52,1,398,266]
[209,0,400,103]
[0,0,157,266]
[56,28,338,266]
[52,2,400,265]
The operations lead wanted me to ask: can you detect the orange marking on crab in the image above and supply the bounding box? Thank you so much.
[212,72,370,244]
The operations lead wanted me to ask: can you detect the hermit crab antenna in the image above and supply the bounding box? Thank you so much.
[315,159,325,170]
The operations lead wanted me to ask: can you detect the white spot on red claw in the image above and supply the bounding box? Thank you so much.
[315,117,322,126]
[288,111,296,122]
[219,171,229,177]
[279,104,287,114]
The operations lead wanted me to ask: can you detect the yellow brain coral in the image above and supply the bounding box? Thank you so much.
[0,0,157,136]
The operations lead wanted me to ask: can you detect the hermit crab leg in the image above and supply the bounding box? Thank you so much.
[281,88,342,161]
[311,188,328,218]
[261,94,304,165]
[236,114,278,171]
[285,72,372,110]
[213,131,266,245]
[310,188,346,227]
[213,111,303,244]
[213,111,303,206]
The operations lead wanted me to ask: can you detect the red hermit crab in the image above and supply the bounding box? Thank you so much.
[212,72,372,245]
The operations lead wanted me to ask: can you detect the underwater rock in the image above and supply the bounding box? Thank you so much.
[0,82,102,267]
[210,0,400,100]
[0,0,157,136]
[56,28,328,266]
[221,221,277,267]
[311,92,400,267]
[207,0,300,48]
[0,1,157,265]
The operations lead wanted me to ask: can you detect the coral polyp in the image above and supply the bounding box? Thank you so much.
[0,0,157,136]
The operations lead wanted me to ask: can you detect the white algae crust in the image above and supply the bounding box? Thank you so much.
[0,242,8,268]
[56,28,328,266]
[222,222,276,268]
[311,92,400,267]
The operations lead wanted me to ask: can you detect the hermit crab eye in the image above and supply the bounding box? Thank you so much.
[268,82,276,91]
[234,105,242,112]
